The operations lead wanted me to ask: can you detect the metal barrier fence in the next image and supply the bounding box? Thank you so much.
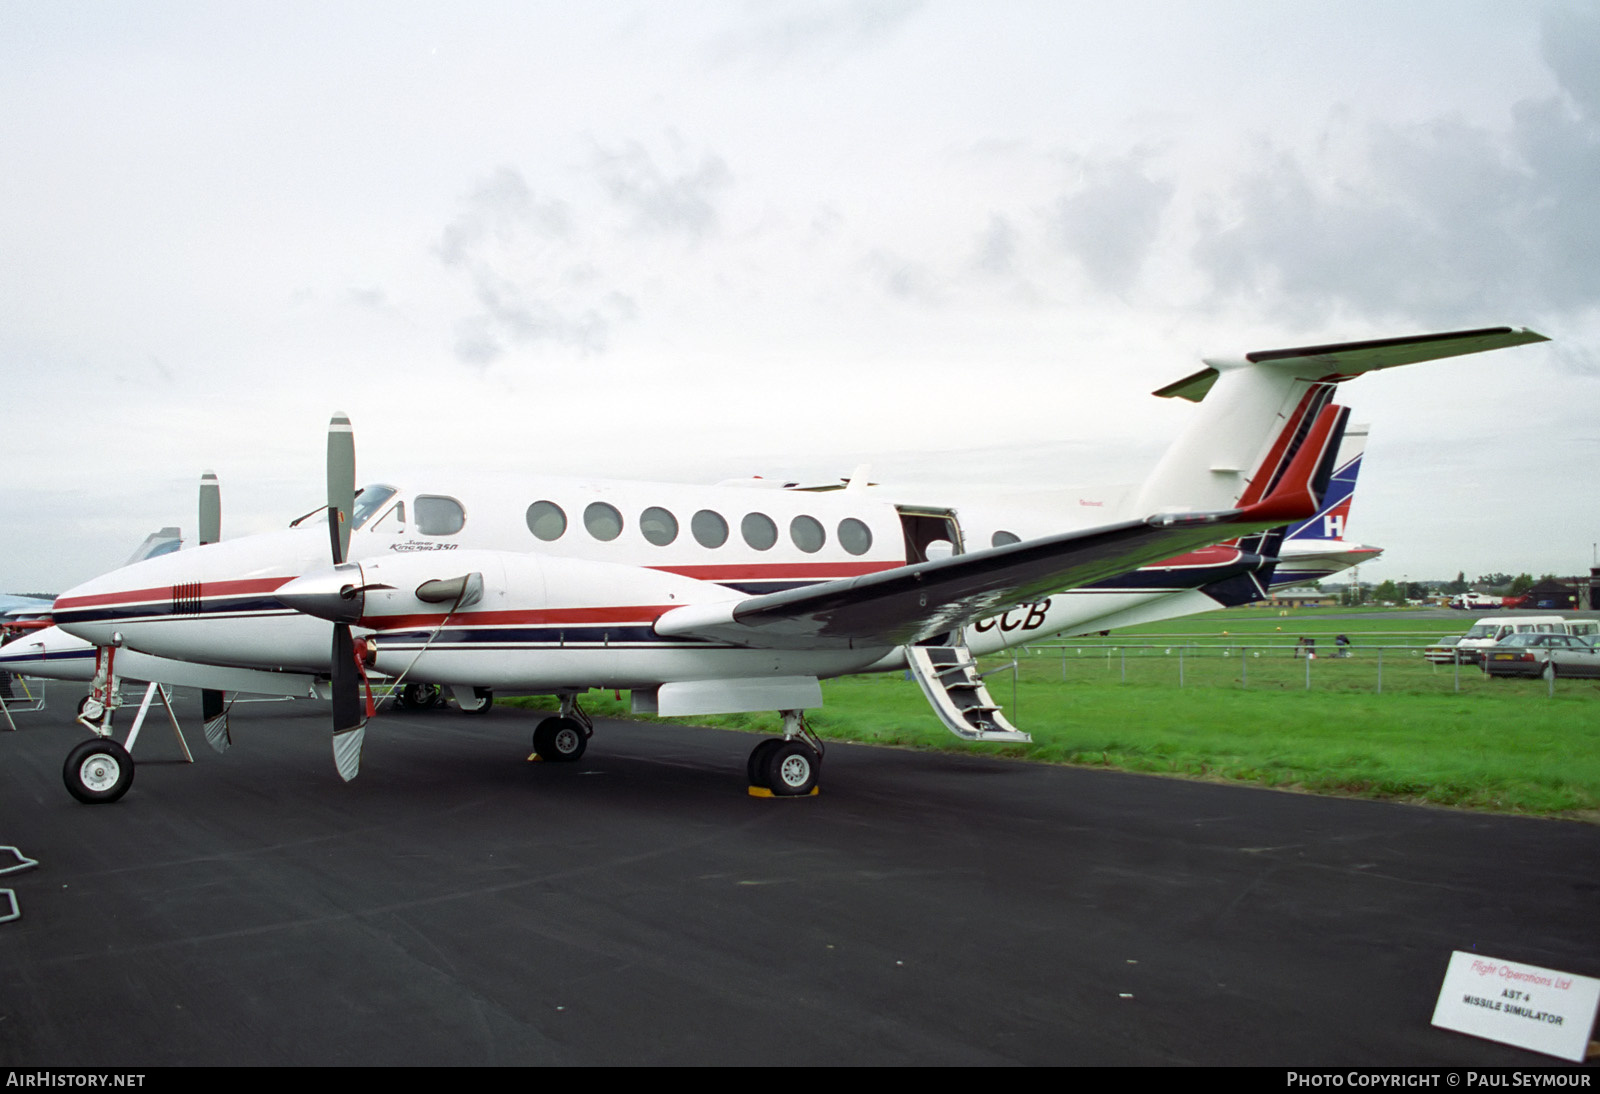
[995,642,1600,697]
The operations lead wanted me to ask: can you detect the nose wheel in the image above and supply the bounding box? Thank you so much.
[64,737,135,804]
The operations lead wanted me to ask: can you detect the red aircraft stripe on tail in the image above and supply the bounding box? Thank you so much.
[1234,385,1329,509]
[1234,403,1344,524]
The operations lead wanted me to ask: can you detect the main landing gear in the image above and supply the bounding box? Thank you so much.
[530,693,592,763]
[746,710,822,797]
[393,682,494,715]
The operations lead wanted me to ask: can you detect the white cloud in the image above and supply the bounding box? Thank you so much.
[0,2,1592,591]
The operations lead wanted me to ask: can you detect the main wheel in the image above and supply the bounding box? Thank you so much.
[746,738,784,789]
[533,716,587,762]
[64,738,135,804]
[764,740,819,797]
[402,682,441,710]
[457,687,494,715]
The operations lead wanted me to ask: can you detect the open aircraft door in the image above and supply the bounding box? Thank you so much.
[893,506,1030,743]
[896,506,964,564]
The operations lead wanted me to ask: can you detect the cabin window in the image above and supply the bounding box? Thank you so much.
[992,531,1021,548]
[526,501,567,541]
[741,512,777,551]
[838,518,872,556]
[692,509,728,548]
[414,495,465,536]
[640,506,678,546]
[790,515,825,554]
[584,502,624,542]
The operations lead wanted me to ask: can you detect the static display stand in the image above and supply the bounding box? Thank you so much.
[1431,950,1600,1062]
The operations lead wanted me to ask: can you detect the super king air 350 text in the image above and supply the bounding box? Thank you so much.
[39,326,1547,802]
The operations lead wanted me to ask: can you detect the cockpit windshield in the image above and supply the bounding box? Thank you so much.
[352,484,397,530]
[289,483,398,530]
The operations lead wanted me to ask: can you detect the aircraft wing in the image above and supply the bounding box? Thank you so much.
[656,508,1294,649]
[658,400,1347,651]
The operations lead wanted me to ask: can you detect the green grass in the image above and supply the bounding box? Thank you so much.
[509,608,1600,820]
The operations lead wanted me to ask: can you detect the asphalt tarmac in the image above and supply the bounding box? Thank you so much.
[2,684,1596,1066]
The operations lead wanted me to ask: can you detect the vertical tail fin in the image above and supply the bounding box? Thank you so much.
[1284,425,1367,544]
[1132,327,1546,517]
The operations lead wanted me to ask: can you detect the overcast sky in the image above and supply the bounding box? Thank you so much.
[3,1,1596,593]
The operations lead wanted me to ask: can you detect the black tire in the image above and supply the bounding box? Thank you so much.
[457,687,494,715]
[64,738,135,804]
[533,716,587,762]
[746,738,783,789]
[77,695,93,717]
[764,740,819,797]
[402,682,441,711]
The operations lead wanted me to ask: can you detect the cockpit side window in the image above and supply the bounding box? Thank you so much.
[369,500,406,531]
[415,495,466,536]
[351,485,398,530]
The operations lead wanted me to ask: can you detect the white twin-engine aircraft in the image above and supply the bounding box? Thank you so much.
[45,327,1547,802]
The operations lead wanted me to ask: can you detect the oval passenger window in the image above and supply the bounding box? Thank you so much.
[741,513,777,551]
[838,518,872,556]
[584,502,624,542]
[790,515,825,553]
[526,501,567,541]
[692,510,728,548]
[640,506,678,546]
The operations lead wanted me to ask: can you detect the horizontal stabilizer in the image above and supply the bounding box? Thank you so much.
[1155,326,1548,403]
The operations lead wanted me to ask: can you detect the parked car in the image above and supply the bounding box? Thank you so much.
[1455,615,1573,664]
[1424,636,1464,664]
[1481,633,1600,679]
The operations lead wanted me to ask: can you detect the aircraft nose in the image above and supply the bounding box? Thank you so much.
[275,563,366,623]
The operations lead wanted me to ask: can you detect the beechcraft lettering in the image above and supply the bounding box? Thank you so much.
[37,326,1548,803]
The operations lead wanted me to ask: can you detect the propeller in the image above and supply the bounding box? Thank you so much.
[198,470,232,754]
[324,412,368,781]
[276,412,483,781]
[198,471,221,545]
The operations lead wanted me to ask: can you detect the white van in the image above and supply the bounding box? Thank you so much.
[1455,615,1592,663]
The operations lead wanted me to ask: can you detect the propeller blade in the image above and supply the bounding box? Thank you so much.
[330,623,365,781]
[198,470,221,546]
[201,687,231,754]
[199,470,227,745]
[327,412,356,565]
[322,413,366,781]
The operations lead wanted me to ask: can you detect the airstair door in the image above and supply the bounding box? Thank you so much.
[904,643,1031,744]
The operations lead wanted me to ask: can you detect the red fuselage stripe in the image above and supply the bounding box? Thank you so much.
[53,577,294,611]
